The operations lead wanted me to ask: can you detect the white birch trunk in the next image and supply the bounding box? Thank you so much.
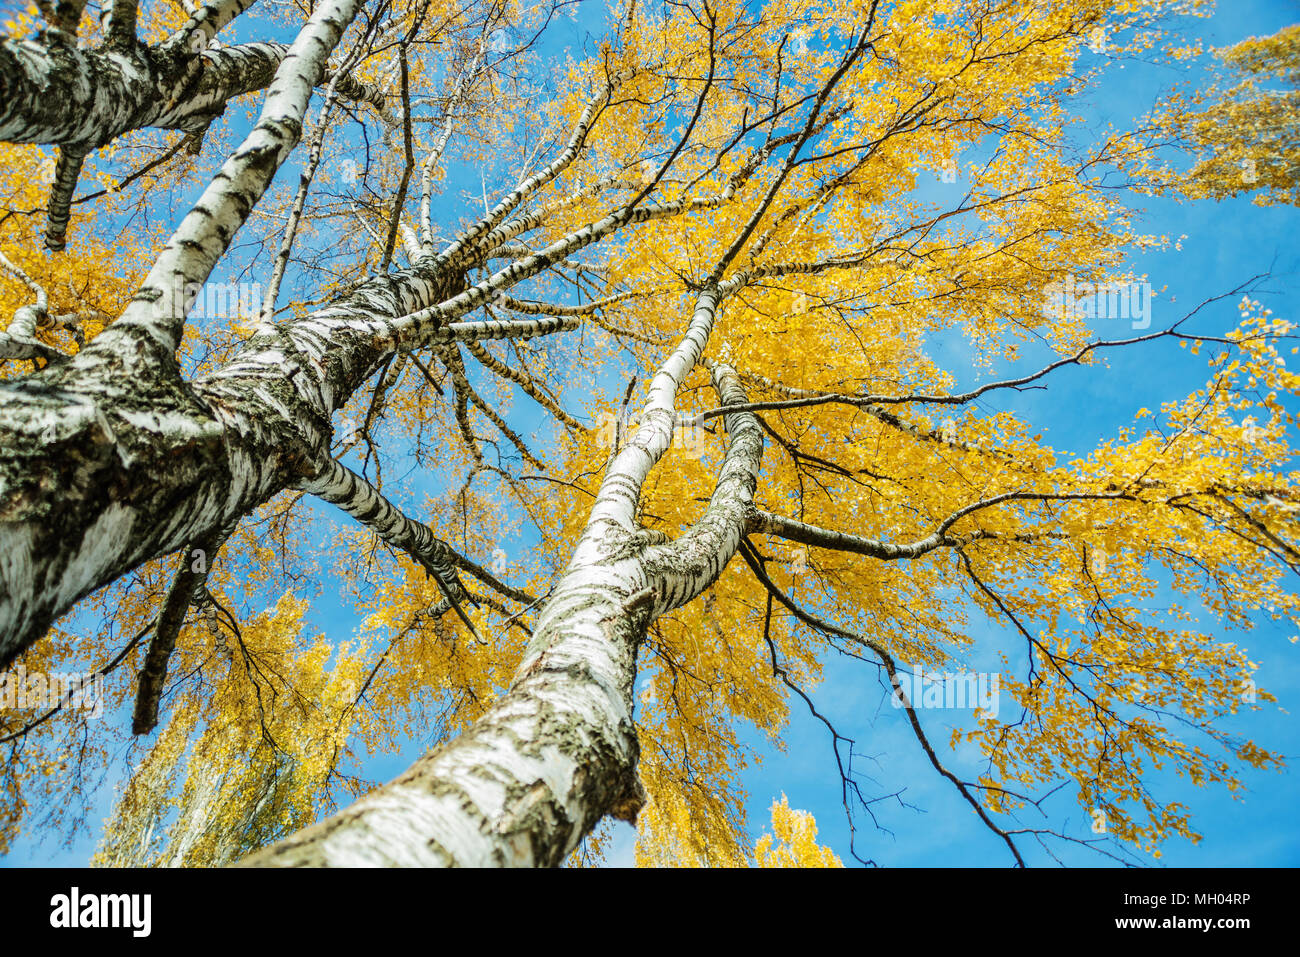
[240,291,765,866]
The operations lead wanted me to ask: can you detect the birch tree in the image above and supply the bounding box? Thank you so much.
[1,0,1297,867]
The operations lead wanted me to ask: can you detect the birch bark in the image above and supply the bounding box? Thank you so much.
[0,10,773,864]
[0,0,366,668]
[240,290,764,866]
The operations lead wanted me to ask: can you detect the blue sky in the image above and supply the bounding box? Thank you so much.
[4,0,1300,867]
[710,0,1300,868]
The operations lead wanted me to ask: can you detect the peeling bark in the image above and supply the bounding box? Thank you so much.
[0,253,459,670]
[0,36,288,146]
